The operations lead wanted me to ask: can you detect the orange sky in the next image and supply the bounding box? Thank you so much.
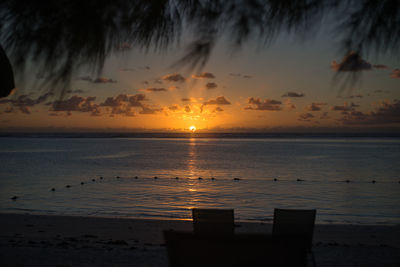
[1,36,399,132]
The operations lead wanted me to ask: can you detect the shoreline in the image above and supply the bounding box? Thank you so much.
[2,210,399,226]
[0,213,399,266]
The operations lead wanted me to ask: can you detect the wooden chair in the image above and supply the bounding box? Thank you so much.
[192,208,234,235]
[273,208,317,266]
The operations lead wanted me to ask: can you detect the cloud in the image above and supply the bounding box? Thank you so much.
[203,96,231,105]
[390,69,400,79]
[0,92,54,114]
[338,100,400,125]
[51,96,100,116]
[128,94,147,107]
[162,73,186,82]
[181,98,191,102]
[168,105,180,111]
[229,73,241,77]
[373,64,388,69]
[244,97,282,111]
[93,77,117,83]
[184,105,191,113]
[331,52,372,72]
[100,94,129,107]
[298,113,314,121]
[282,92,304,98]
[145,88,168,92]
[139,106,162,115]
[340,94,363,99]
[243,75,252,79]
[284,99,296,111]
[215,107,224,112]
[98,93,147,116]
[192,72,216,79]
[205,82,218,90]
[330,102,359,113]
[305,102,326,111]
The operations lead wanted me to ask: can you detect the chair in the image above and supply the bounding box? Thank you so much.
[192,208,234,235]
[272,208,317,266]
[164,230,307,267]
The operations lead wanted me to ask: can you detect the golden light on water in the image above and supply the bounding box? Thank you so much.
[189,125,196,132]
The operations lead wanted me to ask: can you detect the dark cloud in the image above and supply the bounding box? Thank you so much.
[330,102,359,112]
[331,52,372,72]
[93,77,117,83]
[373,64,388,69]
[168,105,179,111]
[184,105,191,113]
[338,100,400,125]
[192,72,216,79]
[340,94,363,99]
[243,75,252,79]
[0,92,54,114]
[100,94,129,107]
[145,88,168,92]
[139,106,162,115]
[305,102,326,111]
[98,93,146,116]
[298,113,314,121]
[229,73,241,77]
[390,69,400,79]
[128,94,147,107]
[162,73,186,82]
[282,92,304,98]
[154,79,163,84]
[205,82,218,90]
[245,97,282,111]
[215,107,224,112]
[50,95,100,116]
[203,96,231,105]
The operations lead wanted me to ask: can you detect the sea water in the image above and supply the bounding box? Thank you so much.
[0,135,399,224]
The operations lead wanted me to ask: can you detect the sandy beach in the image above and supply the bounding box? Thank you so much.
[0,213,399,267]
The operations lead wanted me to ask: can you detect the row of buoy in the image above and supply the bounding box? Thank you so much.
[10,176,398,201]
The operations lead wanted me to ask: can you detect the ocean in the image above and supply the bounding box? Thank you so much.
[1,134,399,224]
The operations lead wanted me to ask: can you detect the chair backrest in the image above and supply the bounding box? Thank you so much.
[272,208,316,251]
[164,230,307,267]
[192,208,234,235]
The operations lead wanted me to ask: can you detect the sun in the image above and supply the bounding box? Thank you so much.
[189,125,197,132]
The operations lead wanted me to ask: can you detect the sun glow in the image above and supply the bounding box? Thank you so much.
[189,125,196,132]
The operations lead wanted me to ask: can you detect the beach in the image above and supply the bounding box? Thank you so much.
[0,213,399,267]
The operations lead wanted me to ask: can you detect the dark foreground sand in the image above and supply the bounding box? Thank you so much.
[0,213,399,267]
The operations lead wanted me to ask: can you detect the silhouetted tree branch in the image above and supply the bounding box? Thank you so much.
[0,0,399,97]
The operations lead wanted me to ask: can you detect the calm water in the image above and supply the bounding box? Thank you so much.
[0,136,399,224]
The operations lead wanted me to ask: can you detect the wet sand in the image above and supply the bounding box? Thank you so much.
[0,213,399,266]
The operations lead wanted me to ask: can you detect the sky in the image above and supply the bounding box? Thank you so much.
[1,25,399,133]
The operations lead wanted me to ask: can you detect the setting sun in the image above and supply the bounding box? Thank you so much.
[189,126,196,132]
